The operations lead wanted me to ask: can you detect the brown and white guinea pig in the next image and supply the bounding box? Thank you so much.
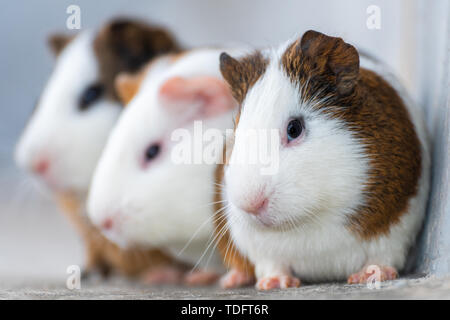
[87,48,242,285]
[214,30,430,290]
[15,18,181,277]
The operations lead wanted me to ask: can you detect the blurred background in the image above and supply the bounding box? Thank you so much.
[0,0,448,283]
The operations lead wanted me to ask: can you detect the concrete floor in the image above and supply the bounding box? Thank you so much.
[1,168,450,300]
[2,275,450,299]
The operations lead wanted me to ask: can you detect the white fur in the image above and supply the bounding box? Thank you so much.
[15,31,122,196]
[223,44,430,282]
[87,49,241,269]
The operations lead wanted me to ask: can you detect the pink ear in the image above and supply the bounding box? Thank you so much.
[158,76,236,117]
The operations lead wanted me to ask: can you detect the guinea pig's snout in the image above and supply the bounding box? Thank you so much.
[97,212,122,232]
[31,157,50,176]
[240,193,268,216]
[101,217,114,231]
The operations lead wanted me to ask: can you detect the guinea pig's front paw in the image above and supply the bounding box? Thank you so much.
[183,270,220,286]
[220,269,255,289]
[347,265,398,285]
[256,275,301,290]
[141,266,184,285]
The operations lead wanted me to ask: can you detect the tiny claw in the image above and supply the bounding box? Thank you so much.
[220,269,255,289]
[256,275,301,290]
[141,266,184,285]
[348,265,398,285]
[183,270,220,286]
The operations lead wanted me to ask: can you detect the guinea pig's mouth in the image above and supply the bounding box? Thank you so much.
[241,208,307,232]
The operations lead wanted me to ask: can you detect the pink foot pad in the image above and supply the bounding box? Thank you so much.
[220,269,255,289]
[347,265,398,285]
[141,266,184,285]
[256,275,301,290]
[183,270,220,286]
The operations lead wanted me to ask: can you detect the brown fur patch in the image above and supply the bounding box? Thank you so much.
[94,18,180,101]
[115,69,146,105]
[220,51,268,104]
[280,30,422,240]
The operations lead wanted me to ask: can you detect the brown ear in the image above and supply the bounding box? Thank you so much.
[220,53,245,103]
[299,30,359,96]
[220,51,267,104]
[114,71,145,105]
[48,34,75,56]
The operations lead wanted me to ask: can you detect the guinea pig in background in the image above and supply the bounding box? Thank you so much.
[87,49,241,285]
[15,18,181,277]
[216,30,430,290]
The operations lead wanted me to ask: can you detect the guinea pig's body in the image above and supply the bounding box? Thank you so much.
[87,48,242,282]
[217,31,430,290]
[15,19,180,277]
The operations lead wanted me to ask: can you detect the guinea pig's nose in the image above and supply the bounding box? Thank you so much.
[101,217,114,231]
[241,196,268,216]
[31,158,50,175]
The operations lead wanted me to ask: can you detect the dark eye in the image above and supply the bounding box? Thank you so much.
[286,119,304,142]
[144,144,160,162]
[79,83,104,110]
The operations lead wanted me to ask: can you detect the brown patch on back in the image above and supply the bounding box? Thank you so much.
[281,30,422,239]
[94,18,181,101]
[339,69,421,239]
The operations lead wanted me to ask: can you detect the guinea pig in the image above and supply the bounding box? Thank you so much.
[15,18,180,277]
[215,30,430,290]
[87,48,240,285]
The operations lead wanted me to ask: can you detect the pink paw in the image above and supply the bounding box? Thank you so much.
[347,265,398,284]
[256,275,301,290]
[183,270,220,286]
[141,266,184,285]
[220,269,255,289]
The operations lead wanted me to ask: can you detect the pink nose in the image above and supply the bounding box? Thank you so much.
[241,196,268,216]
[32,158,50,175]
[101,218,114,231]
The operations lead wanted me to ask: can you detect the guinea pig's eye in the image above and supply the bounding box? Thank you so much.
[79,83,104,111]
[144,143,161,162]
[286,118,304,142]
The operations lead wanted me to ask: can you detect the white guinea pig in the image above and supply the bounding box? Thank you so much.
[87,49,241,280]
[15,19,180,276]
[216,30,430,290]
[15,19,178,197]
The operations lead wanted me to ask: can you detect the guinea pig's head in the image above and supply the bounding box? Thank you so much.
[87,51,236,248]
[15,19,178,196]
[220,30,369,231]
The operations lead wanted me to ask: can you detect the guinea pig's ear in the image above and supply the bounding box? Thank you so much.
[48,34,74,56]
[220,53,245,103]
[114,71,144,105]
[295,30,359,97]
[220,52,268,104]
[158,76,236,118]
